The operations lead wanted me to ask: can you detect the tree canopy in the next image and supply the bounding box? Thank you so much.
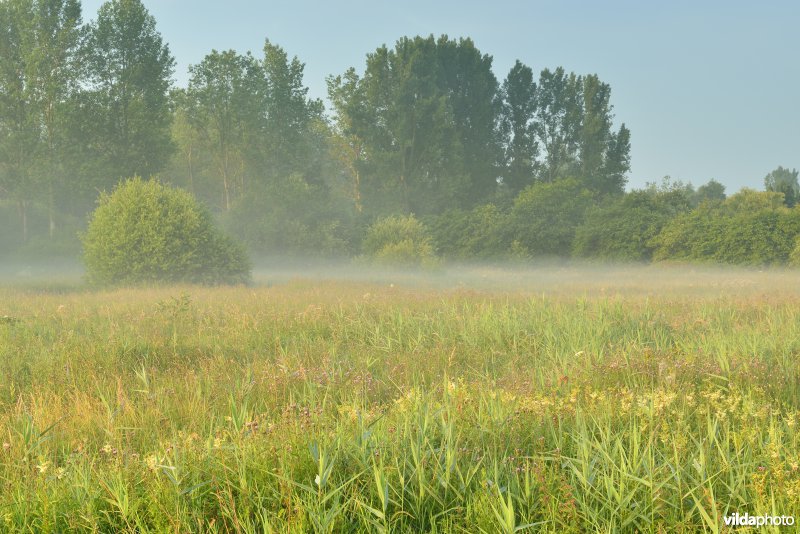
[2,3,799,269]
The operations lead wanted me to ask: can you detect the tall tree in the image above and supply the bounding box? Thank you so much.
[0,0,35,242]
[534,67,582,183]
[0,0,82,242]
[181,50,262,210]
[578,75,612,181]
[329,35,502,215]
[327,67,367,212]
[81,0,174,188]
[26,0,83,237]
[260,40,325,183]
[598,123,630,195]
[499,60,538,193]
[532,68,629,194]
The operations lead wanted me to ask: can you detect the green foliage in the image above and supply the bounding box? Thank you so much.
[790,236,800,266]
[574,189,691,262]
[506,178,594,257]
[362,214,437,266]
[0,0,83,242]
[80,0,175,185]
[499,61,538,194]
[328,35,501,215]
[694,178,726,204]
[82,178,250,285]
[225,173,356,258]
[651,189,800,265]
[764,166,799,207]
[426,204,509,260]
[179,49,263,211]
[534,68,630,194]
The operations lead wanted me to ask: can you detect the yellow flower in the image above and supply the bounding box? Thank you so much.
[145,454,160,471]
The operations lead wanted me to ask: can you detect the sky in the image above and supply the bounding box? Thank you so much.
[81,0,799,193]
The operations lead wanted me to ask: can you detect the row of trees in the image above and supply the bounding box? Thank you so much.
[326,39,631,216]
[0,0,633,257]
[1,0,797,267]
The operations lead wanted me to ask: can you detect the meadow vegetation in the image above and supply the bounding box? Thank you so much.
[1,266,800,532]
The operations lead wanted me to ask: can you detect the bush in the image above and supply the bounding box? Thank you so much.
[362,214,437,266]
[505,178,594,257]
[651,190,800,265]
[573,190,691,262]
[82,177,250,286]
[425,204,509,260]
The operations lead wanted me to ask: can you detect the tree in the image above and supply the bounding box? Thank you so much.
[327,68,368,212]
[499,60,538,194]
[181,50,262,211]
[81,0,175,188]
[694,179,726,204]
[329,35,502,215]
[764,166,799,207]
[260,40,325,182]
[532,68,629,194]
[597,123,630,195]
[0,0,36,243]
[0,0,83,242]
[24,0,83,238]
[534,68,582,183]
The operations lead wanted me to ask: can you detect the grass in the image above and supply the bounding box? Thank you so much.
[1,265,800,532]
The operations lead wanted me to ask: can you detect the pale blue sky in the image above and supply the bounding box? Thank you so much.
[82,0,799,192]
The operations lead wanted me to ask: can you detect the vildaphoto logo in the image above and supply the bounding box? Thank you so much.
[724,512,795,527]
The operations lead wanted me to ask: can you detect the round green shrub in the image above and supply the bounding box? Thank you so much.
[362,214,437,267]
[82,177,250,286]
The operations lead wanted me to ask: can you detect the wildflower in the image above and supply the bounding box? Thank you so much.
[36,460,50,474]
[2,443,9,452]
[146,454,159,471]
[55,467,67,480]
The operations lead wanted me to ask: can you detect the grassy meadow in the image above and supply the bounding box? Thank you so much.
[1,265,800,532]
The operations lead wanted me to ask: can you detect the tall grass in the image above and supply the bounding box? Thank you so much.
[1,271,800,531]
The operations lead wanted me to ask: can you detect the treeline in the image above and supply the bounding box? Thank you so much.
[1,0,798,267]
[421,173,800,266]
